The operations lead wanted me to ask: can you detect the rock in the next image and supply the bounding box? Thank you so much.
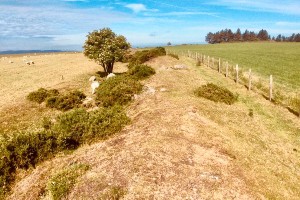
[143,85,156,95]
[171,64,188,70]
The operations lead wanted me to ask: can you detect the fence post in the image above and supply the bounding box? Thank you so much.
[218,58,221,73]
[207,56,210,67]
[236,64,239,84]
[226,62,228,77]
[212,57,214,69]
[248,69,252,91]
[269,75,273,101]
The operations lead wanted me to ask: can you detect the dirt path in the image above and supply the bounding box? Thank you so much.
[9,56,255,199]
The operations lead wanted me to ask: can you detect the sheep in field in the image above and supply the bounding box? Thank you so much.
[91,80,100,94]
[89,76,100,94]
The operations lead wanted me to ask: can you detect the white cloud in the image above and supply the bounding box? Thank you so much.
[0,5,130,37]
[144,11,217,17]
[125,4,147,13]
[125,3,158,13]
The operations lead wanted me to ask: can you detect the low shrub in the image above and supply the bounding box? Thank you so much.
[96,75,142,107]
[27,88,59,104]
[128,47,166,66]
[86,105,130,142]
[46,164,89,200]
[194,83,238,105]
[27,88,85,111]
[168,53,179,60]
[0,130,58,195]
[0,105,130,196]
[46,90,86,111]
[127,64,155,80]
[53,109,90,149]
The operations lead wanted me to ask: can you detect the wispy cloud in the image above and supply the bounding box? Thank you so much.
[0,5,130,37]
[209,0,300,15]
[144,11,217,17]
[125,3,158,13]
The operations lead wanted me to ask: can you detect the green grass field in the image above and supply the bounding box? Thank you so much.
[166,42,300,89]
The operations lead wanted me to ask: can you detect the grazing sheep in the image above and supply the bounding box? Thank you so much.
[106,73,116,80]
[25,60,34,65]
[91,80,100,94]
[8,60,13,63]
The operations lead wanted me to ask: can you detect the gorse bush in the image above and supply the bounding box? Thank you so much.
[27,88,86,111]
[195,83,238,105]
[96,75,143,107]
[128,47,166,66]
[127,64,155,80]
[46,90,86,111]
[27,88,59,104]
[0,105,130,196]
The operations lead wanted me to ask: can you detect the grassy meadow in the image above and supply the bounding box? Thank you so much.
[166,42,300,89]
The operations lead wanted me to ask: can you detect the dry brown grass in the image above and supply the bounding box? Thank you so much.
[0,53,127,133]
[3,54,300,199]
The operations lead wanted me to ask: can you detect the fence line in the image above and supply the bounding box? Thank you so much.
[166,49,275,101]
[165,49,300,117]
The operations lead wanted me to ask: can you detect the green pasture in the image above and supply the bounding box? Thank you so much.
[166,42,300,89]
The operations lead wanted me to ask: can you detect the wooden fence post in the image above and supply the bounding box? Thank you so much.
[207,56,210,67]
[212,57,214,69]
[226,62,228,77]
[248,69,252,91]
[236,64,239,84]
[218,58,221,73]
[269,75,273,101]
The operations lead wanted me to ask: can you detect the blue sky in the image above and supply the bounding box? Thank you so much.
[0,0,299,51]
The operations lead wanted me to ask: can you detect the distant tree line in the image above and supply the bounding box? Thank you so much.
[205,28,300,44]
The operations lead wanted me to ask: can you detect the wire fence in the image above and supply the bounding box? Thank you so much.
[166,49,300,117]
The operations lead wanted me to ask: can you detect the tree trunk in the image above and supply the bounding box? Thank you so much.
[107,62,114,74]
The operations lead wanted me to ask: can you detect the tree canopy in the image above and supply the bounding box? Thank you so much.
[205,28,300,44]
[83,28,131,74]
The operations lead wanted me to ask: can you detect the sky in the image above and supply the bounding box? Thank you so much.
[0,0,300,51]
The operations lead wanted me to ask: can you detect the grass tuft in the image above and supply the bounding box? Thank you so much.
[46,163,90,200]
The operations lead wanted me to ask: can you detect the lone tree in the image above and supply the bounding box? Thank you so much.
[83,28,130,74]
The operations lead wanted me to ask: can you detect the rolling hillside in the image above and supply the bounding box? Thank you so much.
[1,53,300,199]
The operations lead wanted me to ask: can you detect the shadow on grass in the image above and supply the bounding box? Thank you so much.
[96,71,126,78]
[286,107,300,117]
